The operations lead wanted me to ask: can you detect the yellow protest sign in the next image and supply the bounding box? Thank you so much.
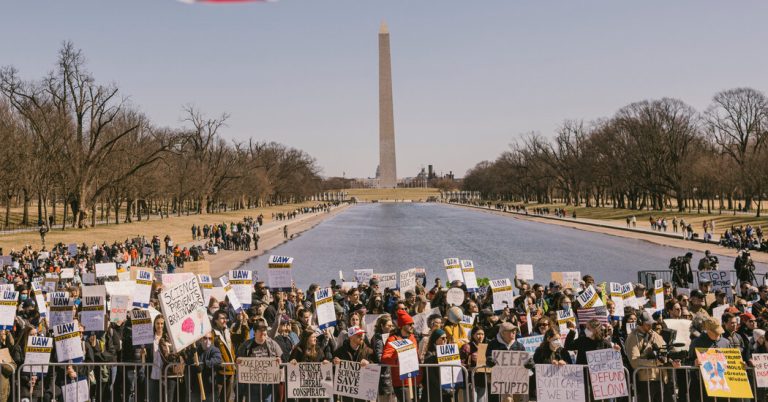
[696,348,753,399]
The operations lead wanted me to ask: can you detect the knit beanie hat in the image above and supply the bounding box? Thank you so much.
[396,309,414,327]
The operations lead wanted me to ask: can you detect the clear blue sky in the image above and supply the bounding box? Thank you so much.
[2,1,768,179]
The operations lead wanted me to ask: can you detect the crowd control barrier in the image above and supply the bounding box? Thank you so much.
[633,365,764,402]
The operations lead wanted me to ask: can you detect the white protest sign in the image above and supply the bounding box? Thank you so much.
[516,264,534,281]
[132,269,154,308]
[130,309,154,346]
[104,281,134,296]
[436,343,463,388]
[712,304,728,324]
[374,273,397,290]
[698,271,733,301]
[333,360,381,401]
[49,293,74,328]
[364,314,385,342]
[609,283,625,316]
[752,354,768,388]
[95,263,117,278]
[62,378,89,402]
[314,288,336,330]
[621,282,637,309]
[577,285,603,308]
[237,357,282,384]
[460,260,478,291]
[229,269,254,308]
[158,275,212,353]
[519,335,545,357]
[399,269,417,294]
[535,364,586,402]
[491,350,529,395]
[81,272,96,285]
[654,279,664,309]
[198,274,213,306]
[60,268,75,280]
[67,244,78,255]
[557,309,576,334]
[109,294,132,324]
[53,322,84,363]
[219,276,243,313]
[160,273,195,288]
[31,283,47,318]
[460,314,475,339]
[562,272,582,290]
[0,284,14,293]
[414,308,441,336]
[81,295,105,333]
[340,282,358,292]
[286,362,334,399]
[0,291,16,330]
[586,349,629,400]
[446,288,464,306]
[490,278,514,312]
[267,255,293,291]
[43,273,58,293]
[23,336,52,374]
[389,339,419,379]
[354,269,373,286]
[444,258,463,283]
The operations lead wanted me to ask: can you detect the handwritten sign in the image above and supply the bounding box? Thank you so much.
[374,273,397,290]
[159,275,211,353]
[444,258,463,283]
[314,288,336,330]
[414,307,441,336]
[237,357,282,384]
[460,260,478,291]
[132,269,154,308]
[436,343,463,388]
[229,269,254,308]
[267,255,293,291]
[399,269,417,294]
[333,360,381,401]
[535,364,586,402]
[752,353,768,388]
[516,264,534,281]
[53,322,84,363]
[23,336,52,374]
[696,348,753,398]
[130,309,154,346]
[109,294,132,324]
[62,378,89,402]
[95,263,117,278]
[491,350,529,395]
[286,362,333,398]
[354,269,373,286]
[698,271,732,301]
[446,288,464,306]
[587,349,628,400]
[519,335,545,356]
[490,278,514,312]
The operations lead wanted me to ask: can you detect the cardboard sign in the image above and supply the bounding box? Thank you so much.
[132,269,154,308]
[374,273,397,290]
[229,270,254,309]
[22,336,52,374]
[130,309,154,346]
[436,343,463,388]
[389,339,419,379]
[698,271,733,301]
[219,276,243,313]
[81,295,105,333]
[577,285,603,308]
[516,264,534,281]
[752,353,768,388]
[267,255,293,291]
[444,258,463,283]
[183,260,210,275]
[237,357,282,384]
[0,291,16,330]
[286,362,333,398]
[95,263,117,278]
[354,269,373,286]
[460,260,478,291]
[586,349,629,400]
[109,294,132,324]
[446,288,464,306]
[333,360,381,401]
[535,364,586,402]
[314,287,336,330]
[552,271,582,290]
[399,269,417,294]
[49,293,74,328]
[491,350,529,395]
[696,348,753,398]
[53,322,84,363]
[490,278,514,312]
[158,275,211,353]
[198,274,213,306]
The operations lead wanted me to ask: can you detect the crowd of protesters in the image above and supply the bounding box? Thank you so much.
[0,238,767,402]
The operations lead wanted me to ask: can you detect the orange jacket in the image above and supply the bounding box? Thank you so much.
[381,333,422,388]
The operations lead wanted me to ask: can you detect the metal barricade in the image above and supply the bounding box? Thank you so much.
[632,365,761,402]
[637,270,739,289]
[17,362,152,402]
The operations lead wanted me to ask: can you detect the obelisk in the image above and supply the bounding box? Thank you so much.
[378,21,397,188]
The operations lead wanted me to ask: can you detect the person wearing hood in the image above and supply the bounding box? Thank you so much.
[381,309,422,402]
[444,306,468,349]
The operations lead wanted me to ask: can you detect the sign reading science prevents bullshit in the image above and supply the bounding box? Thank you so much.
[158,275,211,353]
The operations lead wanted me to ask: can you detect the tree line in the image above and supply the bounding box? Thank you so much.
[462,88,768,216]
[0,42,322,229]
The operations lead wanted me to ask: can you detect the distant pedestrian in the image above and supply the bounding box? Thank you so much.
[254,234,260,250]
[631,215,636,228]
[283,225,288,239]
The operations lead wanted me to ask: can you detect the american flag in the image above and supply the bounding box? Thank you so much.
[577,306,609,325]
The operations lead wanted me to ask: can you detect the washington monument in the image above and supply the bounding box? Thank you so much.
[378,22,397,188]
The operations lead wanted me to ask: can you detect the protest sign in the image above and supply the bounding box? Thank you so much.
[490,350,529,395]
[53,322,84,363]
[82,272,96,285]
[132,269,153,308]
[62,378,89,402]
[49,293,74,327]
[413,308,441,336]
[664,319,692,349]
[696,348,753,398]
[712,305,728,324]
[22,336,52,374]
[354,269,373,286]
[109,294,132,324]
[654,279,664,309]
[609,283,625,316]
[219,276,243,313]
[340,282,358,291]
[552,271,582,290]
[460,314,475,338]
[621,282,637,309]
[267,255,293,291]
[43,273,58,293]
[399,269,417,294]
[198,274,213,305]
[183,260,210,275]
[446,288,464,306]
[130,309,154,346]
[159,275,211,353]
[519,335,545,356]
[95,262,117,278]
[586,349,628,400]
[364,314,385,342]
[698,271,733,301]
[314,288,336,330]
[104,280,135,296]
[460,260,478,291]
[374,273,397,290]
[0,285,13,293]
[516,264,534,281]
[333,360,381,401]
[752,354,768,388]
[490,278,514,312]
[237,357,282,384]
[286,362,334,398]
[31,283,47,318]
[389,339,419,379]
[67,243,78,255]
[229,269,254,308]
[536,364,586,402]
[60,268,75,279]
[436,343,463,388]
[0,291,16,330]
[81,295,105,333]
[557,310,576,335]
[577,285,604,308]
[444,258,463,283]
